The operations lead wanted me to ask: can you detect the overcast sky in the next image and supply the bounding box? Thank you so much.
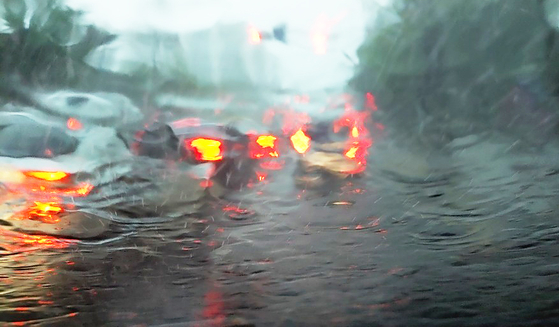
[65,0,374,33]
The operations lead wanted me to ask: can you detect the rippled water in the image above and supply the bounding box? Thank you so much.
[1,120,559,326]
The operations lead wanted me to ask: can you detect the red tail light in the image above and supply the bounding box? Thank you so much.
[23,171,69,182]
[66,117,83,130]
[250,135,279,159]
[290,129,311,154]
[187,138,223,162]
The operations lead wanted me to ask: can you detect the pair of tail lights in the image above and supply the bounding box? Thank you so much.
[185,128,311,163]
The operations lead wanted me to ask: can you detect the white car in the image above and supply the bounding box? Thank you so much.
[0,91,143,195]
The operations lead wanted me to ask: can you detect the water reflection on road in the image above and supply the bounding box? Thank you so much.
[1,123,559,326]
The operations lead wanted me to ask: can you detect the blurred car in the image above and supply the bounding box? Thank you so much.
[132,95,375,189]
[0,91,143,196]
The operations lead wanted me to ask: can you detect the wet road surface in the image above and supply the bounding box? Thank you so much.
[1,129,559,327]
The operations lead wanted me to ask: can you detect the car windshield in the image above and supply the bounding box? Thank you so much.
[1,1,559,326]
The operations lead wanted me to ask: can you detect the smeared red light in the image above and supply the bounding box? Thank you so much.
[256,171,267,182]
[27,182,94,197]
[250,135,279,159]
[282,110,311,135]
[248,25,262,44]
[0,228,74,251]
[365,92,377,111]
[199,180,213,188]
[290,129,311,154]
[334,104,374,174]
[66,117,83,130]
[62,183,94,197]
[263,108,309,133]
[259,160,284,170]
[27,182,92,198]
[131,130,145,155]
[333,110,370,134]
[170,117,201,129]
[222,205,252,216]
[188,138,223,162]
[23,171,69,182]
[345,146,358,159]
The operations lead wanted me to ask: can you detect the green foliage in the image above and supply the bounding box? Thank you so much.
[352,0,554,114]
[0,0,114,87]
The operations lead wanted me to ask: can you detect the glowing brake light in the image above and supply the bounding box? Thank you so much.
[351,126,359,138]
[23,171,69,181]
[256,135,276,149]
[290,129,311,154]
[189,138,223,162]
[66,117,83,130]
[345,146,358,159]
[250,135,279,159]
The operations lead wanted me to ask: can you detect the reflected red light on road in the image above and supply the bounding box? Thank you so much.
[66,117,83,130]
[223,205,246,213]
[26,201,64,224]
[0,228,74,251]
[13,175,94,198]
[35,182,94,197]
[188,138,223,162]
[290,129,311,154]
[248,25,262,44]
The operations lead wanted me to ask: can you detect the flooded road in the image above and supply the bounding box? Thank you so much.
[2,1,559,324]
[1,125,559,326]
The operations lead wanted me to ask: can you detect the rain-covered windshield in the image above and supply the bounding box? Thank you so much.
[1,0,559,326]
